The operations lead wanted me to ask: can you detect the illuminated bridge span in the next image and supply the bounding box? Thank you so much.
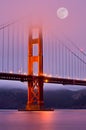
[0,73,86,86]
[0,20,86,110]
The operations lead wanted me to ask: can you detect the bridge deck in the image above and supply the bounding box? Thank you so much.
[0,73,86,86]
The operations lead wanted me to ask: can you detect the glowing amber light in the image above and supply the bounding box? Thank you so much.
[43,73,47,76]
[45,79,48,83]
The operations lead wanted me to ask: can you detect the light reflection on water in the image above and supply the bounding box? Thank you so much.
[0,110,86,130]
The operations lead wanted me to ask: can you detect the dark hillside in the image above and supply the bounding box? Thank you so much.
[0,86,86,109]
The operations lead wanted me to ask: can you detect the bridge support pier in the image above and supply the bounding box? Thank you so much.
[26,77,44,110]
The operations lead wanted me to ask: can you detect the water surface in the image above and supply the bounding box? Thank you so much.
[0,110,86,130]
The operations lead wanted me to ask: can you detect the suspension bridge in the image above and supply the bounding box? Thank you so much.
[0,20,86,110]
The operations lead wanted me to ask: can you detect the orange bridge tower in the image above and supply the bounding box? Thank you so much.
[26,26,44,110]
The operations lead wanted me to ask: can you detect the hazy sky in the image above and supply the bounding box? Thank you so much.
[0,0,86,89]
[0,0,86,49]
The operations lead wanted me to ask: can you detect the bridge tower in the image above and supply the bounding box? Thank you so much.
[26,26,44,110]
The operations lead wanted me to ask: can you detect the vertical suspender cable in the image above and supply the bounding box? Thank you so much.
[53,39,55,76]
[47,36,49,74]
[17,25,19,73]
[75,53,77,78]
[59,42,61,77]
[74,53,76,78]
[67,46,68,78]
[79,53,80,79]
[21,26,24,73]
[52,37,53,75]
[82,55,84,78]
[7,26,9,72]
[64,44,66,77]
[59,43,60,76]
[55,40,57,76]
[49,33,51,75]
[43,31,45,74]
[2,27,4,72]
[55,41,58,76]
[50,37,52,75]
[62,44,64,77]
[72,54,74,78]
[19,26,21,74]
[48,37,50,75]
[71,52,73,78]
[83,55,85,79]
[12,25,14,72]
[44,31,47,74]
[73,52,74,78]
[68,47,71,78]
[52,38,54,76]
[45,33,48,74]
[51,37,53,75]
[49,36,51,75]
[62,43,64,77]
[80,54,81,79]
[61,43,63,77]
[44,30,46,74]
[57,40,59,76]
[63,44,65,77]
[77,53,79,79]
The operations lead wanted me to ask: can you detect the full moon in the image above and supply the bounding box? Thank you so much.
[57,7,69,19]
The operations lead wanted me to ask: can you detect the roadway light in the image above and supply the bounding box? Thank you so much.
[9,71,13,73]
[45,79,48,83]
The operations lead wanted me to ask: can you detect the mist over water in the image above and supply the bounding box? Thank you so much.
[0,110,86,130]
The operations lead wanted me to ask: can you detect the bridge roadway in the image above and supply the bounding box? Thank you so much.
[0,72,86,86]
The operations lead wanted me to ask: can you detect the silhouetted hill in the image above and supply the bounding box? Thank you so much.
[0,88,27,109]
[44,89,86,109]
[0,85,86,109]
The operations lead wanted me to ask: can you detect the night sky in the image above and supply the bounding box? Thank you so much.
[0,0,86,49]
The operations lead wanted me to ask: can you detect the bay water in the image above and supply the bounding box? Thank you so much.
[0,109,86,130]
